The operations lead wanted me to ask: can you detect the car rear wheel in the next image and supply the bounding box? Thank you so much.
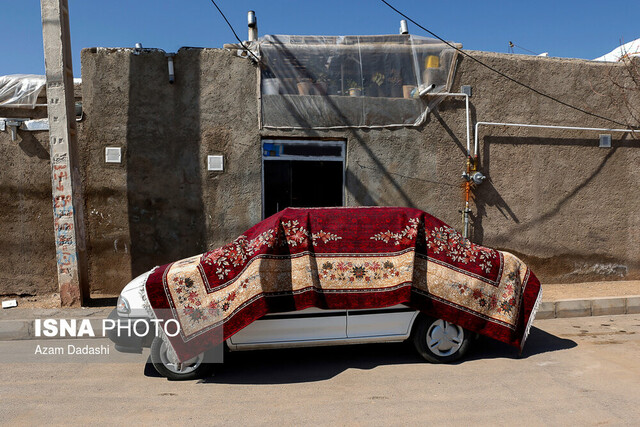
[150,337,213,380]
[412,316,471,363]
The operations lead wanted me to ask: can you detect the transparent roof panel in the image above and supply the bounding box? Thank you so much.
[258,34,460,129]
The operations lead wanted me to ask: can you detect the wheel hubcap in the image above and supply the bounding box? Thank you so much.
[426,319,464,357]
[159,341,204,374]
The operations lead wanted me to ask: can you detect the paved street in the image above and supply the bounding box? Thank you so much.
[1,314,639,425]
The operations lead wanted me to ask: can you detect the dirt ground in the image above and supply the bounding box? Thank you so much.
[1,293,62,309]
[2,315,640,425]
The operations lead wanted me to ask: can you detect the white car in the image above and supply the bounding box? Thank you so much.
[108,271,475,380]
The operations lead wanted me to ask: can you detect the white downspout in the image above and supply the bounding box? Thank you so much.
[423,92,472,237]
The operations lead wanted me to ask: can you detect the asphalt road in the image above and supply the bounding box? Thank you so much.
[1,314,639,425]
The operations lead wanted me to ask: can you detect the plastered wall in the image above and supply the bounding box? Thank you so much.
[1,47,638,297]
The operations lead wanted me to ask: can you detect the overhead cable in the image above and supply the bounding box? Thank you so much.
[379,0,631,128]
[209,0,261,63]
[509,41,538,55]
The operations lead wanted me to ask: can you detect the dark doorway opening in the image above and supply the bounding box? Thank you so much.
[262,140,345,218]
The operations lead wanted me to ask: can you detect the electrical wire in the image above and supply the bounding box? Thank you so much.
[208,0,261,63]
[509,41,538,55]
[380,0,631,128]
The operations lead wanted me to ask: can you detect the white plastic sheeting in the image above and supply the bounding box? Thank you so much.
[593,38,640,62]
[0,74,46,108]
[258,34,459,129]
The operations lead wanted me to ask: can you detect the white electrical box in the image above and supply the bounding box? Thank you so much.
[105,147,122,163]
[207,155,224,171]
[599,134,611,148]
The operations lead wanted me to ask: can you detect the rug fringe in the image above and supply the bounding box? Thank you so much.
[139,267,179,362]
[139,268,158,321]
[520,287,543,352]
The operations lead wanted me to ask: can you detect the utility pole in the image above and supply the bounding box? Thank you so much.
[41,0,88,306]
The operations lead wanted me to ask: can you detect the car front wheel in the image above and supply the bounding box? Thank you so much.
[412,316,472,363]
[150,337,213,380]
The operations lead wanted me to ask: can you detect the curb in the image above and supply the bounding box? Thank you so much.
[536,295,640,320]
[0,318,109,342]
[1,296,639,341]
[0,308,112,342]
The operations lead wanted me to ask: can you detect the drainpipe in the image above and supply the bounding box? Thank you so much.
[166,53,175,84]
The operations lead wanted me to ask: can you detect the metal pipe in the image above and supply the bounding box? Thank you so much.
[166,53,175,84]
[248,11,258,41]
[466,120,638,238]
[399,20,408,35]
[423,92,473,237]
[463,204,471,238]
[474,121,639,158]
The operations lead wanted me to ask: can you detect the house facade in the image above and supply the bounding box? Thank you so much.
[1,37,638,300]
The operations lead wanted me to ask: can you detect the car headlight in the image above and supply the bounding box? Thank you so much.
[116,295,130,314]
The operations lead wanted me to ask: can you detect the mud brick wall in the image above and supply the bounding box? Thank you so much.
[2,47,638,297]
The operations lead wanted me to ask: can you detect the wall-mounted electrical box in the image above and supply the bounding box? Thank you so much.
[105,146,122,163]
[207,155,224,171]
[599,134,611,148]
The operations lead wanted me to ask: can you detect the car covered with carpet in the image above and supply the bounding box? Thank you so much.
[108,207,542,380]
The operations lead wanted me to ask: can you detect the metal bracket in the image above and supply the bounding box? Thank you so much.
[20,119,49,131]
[4,119,28,142]
[1,118,50,141]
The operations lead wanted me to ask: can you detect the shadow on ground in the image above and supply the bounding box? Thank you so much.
[142,326,578,384]
[85,297,118,308]
[465,326,577,363]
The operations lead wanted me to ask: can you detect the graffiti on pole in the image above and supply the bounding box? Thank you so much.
[51,160,77,277]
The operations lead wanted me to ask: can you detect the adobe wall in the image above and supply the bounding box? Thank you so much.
[79,48,261,295]
[265,53,640,284]
[2,46,638,298]
[455,53,640,282]
[0,100,57,296]
[0,86,83,296]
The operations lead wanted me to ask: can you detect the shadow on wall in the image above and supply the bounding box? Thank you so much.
[430,101,474,159]
[126,52,207,276]
[18,133,50,160]
[472,135,625,244]
[270,91,417,209]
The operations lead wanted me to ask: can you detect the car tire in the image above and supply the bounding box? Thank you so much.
[150,337,214,381]
[412,315,472,363]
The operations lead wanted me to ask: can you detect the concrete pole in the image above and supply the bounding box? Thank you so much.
[41,0,88,307]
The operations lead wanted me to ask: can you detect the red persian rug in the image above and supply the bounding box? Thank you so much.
[144,207,542,362]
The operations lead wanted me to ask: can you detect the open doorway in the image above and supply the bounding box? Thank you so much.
[262,139,345,218]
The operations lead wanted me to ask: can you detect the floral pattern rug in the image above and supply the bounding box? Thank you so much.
[144,207,542,362]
